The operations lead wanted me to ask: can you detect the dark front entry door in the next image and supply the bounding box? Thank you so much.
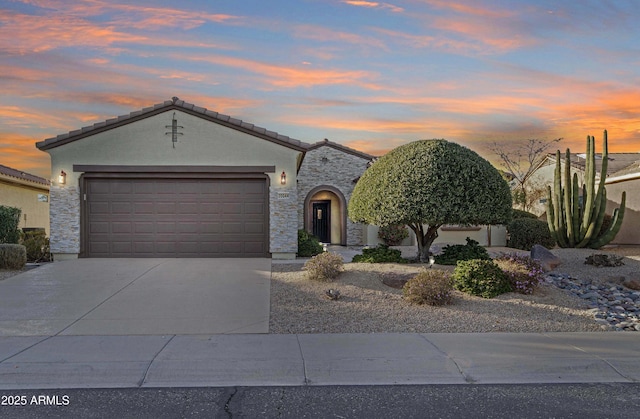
[312,201,330,243]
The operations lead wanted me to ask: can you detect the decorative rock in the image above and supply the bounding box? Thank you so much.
[530,245,562,272]
[622,277,640,291]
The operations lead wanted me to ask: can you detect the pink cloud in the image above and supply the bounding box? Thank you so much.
[342,1,404,13]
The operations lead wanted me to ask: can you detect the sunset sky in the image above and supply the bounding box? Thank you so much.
[2,0,640,179]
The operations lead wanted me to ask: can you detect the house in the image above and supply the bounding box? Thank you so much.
[535,151,640,245]
[0,164,50,235]
[36,97,511,260]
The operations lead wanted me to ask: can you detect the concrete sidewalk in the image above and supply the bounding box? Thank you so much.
[0,332,638,389]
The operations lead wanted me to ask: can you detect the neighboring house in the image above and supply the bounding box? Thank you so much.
[535,152,640,245]
[36,97,509,260]
[0,164,50,235]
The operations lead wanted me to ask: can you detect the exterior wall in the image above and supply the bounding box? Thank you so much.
[365,225,507,247]
[269,185,298,257]
[45,110,301,258]
[49,185,80,255]
[0,178,50,235]
[605,177,640,245]
[297,145,370,246]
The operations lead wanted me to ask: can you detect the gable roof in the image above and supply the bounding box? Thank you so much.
[36,97,309,152]
[0,164,50,187]
[306,138,376,161]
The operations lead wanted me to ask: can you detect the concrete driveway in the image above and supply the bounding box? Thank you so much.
[0,259,271,336]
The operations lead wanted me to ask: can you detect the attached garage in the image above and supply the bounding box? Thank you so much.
[37,97,305,260]
[81,172,269,257]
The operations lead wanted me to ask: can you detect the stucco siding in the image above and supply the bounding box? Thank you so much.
[605,178,639,245]
[0,180,50,235]
[45,110,301,257]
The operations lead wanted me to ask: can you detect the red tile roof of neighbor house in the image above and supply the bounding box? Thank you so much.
[36,97,310,152]
[0,164,50,186]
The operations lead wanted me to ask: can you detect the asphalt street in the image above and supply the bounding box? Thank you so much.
[1,384,639,419]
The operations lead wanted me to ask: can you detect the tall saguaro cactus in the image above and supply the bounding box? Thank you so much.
[546,130,626,249]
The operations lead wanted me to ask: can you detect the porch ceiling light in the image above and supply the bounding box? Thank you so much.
[58,170,66,185]
[280,171,287,185]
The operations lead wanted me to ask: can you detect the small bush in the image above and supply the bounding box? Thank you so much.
[0,244,27,270]
[20,230,52,263]
[352,244,407,263]
[511,209,538,219]
[378,224,409,246]
[494,254,544,295]
[434,238,490,265]
[452,259,512,298]
[297,230,324,257]
[304,252,344,282]
[507,218,555,251]
[0,206,21,244]
[403,270,454,306]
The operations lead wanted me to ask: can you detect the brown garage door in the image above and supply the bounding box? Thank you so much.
[84,178,268,257]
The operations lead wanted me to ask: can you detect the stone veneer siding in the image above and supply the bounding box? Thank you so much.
[49,185,81,254]
[297,145,370,246]
[270,185,298,255]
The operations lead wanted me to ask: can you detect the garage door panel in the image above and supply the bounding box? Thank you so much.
[85,177,268,257]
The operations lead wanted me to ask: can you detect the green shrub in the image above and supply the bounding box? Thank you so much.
[352,244,407,263]
[20,230,52,263]
[304,252,344,281]
[0,206,22,244]
[0,244,27,270]
[511,209,538,219]
[297,230,324,257]
[452,259,512,298]
[434,237,490,265]
[494,254,544,295]
[377,224,409,246]
[403,269,454,305]
[507,218,555,250]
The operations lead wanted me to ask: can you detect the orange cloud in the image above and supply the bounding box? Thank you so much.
[0,132,51,178]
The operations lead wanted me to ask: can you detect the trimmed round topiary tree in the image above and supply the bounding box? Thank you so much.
[348,140,512,262]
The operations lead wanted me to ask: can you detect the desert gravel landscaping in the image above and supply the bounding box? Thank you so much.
[269,247,640,334]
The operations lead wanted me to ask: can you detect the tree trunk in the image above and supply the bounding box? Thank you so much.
[409,223,441,262]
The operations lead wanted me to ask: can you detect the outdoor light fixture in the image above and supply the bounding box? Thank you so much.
[280,171,287,185]
[58,170,66,185]
[428,255,435,268]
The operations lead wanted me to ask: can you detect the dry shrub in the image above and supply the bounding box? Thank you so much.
[304,252,344,282]
[403,269,454,306]
[0,244,27,270]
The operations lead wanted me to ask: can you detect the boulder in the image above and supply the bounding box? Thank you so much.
[622,277,640,291]
[530,244,562,272]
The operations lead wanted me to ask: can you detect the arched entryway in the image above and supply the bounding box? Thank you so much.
[304,186,347,245]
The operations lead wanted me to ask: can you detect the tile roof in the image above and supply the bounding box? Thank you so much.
[545,152,640,177]
[307,138,376,161]
[0,164,50,186]
[36,97,310,152]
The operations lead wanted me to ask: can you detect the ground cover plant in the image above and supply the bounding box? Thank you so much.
[352,244,407,263]
[452,259,512,298]
[494,254,544,295]
[434,238,490,265]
